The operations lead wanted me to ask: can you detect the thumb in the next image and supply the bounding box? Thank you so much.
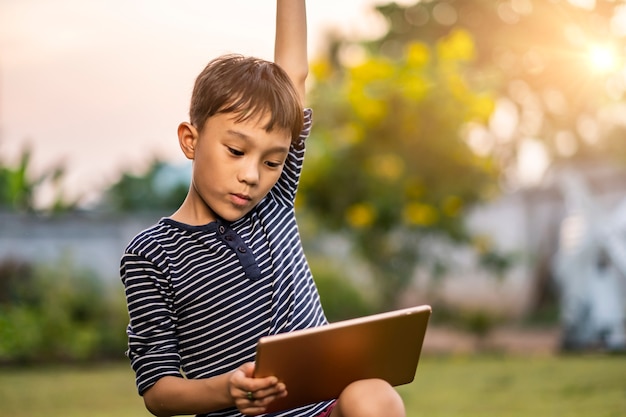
[239,361,256,378]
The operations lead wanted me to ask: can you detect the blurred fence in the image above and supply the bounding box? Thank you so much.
[0,211,160,283]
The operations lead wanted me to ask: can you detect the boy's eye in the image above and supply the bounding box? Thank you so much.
[228,147,244,156]
[265,161,283,168]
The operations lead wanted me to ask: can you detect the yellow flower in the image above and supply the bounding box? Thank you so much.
[403,202,438,226]
[436,28,475,63]
[311,59,332,81]
[350,58,396,83]
[367,154,405,181]
[350,95,387,123]
[346,203,376,228]
[406,42,430,68]
[335,122,364,146]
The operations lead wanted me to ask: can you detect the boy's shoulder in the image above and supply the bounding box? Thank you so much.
[125,218,173,253]
[124,218,221,255]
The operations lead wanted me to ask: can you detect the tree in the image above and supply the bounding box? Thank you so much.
[302,0,626,310]
[100,159,189,212]
[0,146,75,213]
[368,1,626,182]
[302,24,498,309]
[372,0,626,315]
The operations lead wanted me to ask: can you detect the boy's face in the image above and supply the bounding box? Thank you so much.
[181,111,291,223]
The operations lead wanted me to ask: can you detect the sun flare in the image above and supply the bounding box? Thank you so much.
[587,44,619,73]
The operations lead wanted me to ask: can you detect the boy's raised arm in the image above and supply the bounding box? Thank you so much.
[275,0,308,102]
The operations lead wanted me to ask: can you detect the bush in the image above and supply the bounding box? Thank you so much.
[310,257,376,322]
[0,257,128,364]
[0,254,379,363]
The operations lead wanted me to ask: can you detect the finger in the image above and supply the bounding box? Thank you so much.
[246,388,288,408]
[232,362,255,383]
[235,391,267,416]
[228,363,259,400]
[239,362,255,377]
[248,383,287,402]
[246,390,256,402]
[239,389,260,404]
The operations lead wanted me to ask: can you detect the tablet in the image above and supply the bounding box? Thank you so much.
[253,304,432,413]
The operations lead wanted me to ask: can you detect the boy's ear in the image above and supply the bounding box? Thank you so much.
[178,122,198,160]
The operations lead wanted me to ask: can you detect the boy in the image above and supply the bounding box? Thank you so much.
[120,1,406,416]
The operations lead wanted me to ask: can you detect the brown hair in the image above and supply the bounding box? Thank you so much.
[189,54,303,142]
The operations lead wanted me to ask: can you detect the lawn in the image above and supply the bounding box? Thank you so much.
[397,354,625,417]
[0,354,624,417]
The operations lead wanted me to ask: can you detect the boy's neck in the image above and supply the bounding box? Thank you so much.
[170,195,219,226]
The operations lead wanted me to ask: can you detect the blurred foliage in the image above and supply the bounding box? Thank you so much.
[0,146,77,213]
[367,0,626,178]
[309,256,377,321]
[429,301,504,338]
[302,6,500,309]
[0,258,128,364]
[298,0,626,309]
[101,160,188,212]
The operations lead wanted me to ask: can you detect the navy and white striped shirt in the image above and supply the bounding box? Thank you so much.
[121,109,333,417]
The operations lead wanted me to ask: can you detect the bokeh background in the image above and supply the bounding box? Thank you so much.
[1,1,625,416]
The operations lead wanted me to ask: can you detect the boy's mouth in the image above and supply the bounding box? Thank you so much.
[230,193,252,206]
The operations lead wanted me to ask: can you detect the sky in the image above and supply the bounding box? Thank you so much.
[0,0,403,206]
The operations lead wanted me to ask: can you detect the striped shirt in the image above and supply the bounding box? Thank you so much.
[120,109,333,417]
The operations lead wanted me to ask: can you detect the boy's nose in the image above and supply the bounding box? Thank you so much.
[238,161,260,185]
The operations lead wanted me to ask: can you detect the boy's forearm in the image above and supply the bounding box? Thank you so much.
[275,0,308,101]
[143,374,233,417]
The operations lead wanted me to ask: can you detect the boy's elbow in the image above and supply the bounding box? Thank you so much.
[144,397,165,417]
[143,386,172,417]
[144,398,172,417]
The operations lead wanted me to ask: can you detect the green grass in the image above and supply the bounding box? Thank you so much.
[0,355,624,417]
[0,362,151,417]
[398,354,626,417]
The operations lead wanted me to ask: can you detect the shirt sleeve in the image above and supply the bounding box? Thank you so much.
[121,250,183,395]
[270,108,312,205]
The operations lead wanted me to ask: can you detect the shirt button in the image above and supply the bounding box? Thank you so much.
[224,235,234,241]
[237,246,247,253]
[218,225,225,234]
